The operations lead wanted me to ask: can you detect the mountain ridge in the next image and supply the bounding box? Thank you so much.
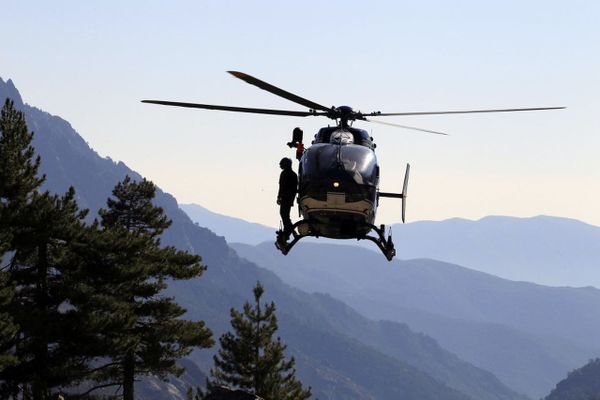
[180,203,275,245]
[231,240,600,398]
[544,358,600,400]
[181,198,600,288]
[390,214,600,287]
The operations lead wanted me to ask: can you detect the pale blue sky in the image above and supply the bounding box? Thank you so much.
[2,1,599,227]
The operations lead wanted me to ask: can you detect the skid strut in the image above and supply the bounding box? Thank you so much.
[274,220,396,261]
[275,219,315,255]
[360,223,396,261]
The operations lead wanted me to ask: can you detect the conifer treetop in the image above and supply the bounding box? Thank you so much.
[209,282,311,400]
[0,98,45,207]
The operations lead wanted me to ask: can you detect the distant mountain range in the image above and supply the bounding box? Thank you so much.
[182,201,600,288]
[180,203,275,245]
[177,197,600,398]
[1,77,533,399]
[389,216,600,288]
[231,241,600,398]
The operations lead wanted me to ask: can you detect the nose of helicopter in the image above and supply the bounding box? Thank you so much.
[300,143,379,202]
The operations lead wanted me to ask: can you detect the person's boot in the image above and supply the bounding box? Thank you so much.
[275,230,288,253]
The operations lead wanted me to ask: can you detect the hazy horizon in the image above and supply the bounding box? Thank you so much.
[181,200,600,229]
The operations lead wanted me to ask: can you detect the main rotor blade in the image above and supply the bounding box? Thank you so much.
[141,100,323,117]
[364,106,565,117]
[228,71,331,112]
[365,118,449,135]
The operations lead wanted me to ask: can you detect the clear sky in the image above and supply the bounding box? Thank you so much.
[2,1,599,227]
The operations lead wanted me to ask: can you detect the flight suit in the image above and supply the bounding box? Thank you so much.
[278,166,298,238]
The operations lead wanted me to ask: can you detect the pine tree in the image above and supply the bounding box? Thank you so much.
[0,99,45,208]
[0,98,43,377]
[209,282,311,400]
[5,190,88,399]
[76,176,213,400]
[0,99,89,399]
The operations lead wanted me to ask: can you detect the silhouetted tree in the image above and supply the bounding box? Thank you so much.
[76,176,213,400]
[0,98,212,400]
[209,282,311,400]
[0,99,89,399]
[0,99,45,209]
[0,98,42,374]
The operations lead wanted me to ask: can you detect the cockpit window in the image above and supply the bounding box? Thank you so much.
[301,143,379,188]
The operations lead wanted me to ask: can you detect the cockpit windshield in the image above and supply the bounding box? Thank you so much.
[301,144,379,187]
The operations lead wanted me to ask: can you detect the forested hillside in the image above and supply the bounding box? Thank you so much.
[545,359,600,400]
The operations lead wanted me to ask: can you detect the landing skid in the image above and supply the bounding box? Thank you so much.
[274,220,396,261]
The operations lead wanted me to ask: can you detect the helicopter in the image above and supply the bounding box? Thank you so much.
[142,71,564,261]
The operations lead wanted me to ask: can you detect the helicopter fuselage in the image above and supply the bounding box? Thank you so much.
[296,127,379,239]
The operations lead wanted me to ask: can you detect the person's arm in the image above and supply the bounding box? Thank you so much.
[277,172,283,204]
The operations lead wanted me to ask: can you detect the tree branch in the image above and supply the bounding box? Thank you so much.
[69,382,122,398]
